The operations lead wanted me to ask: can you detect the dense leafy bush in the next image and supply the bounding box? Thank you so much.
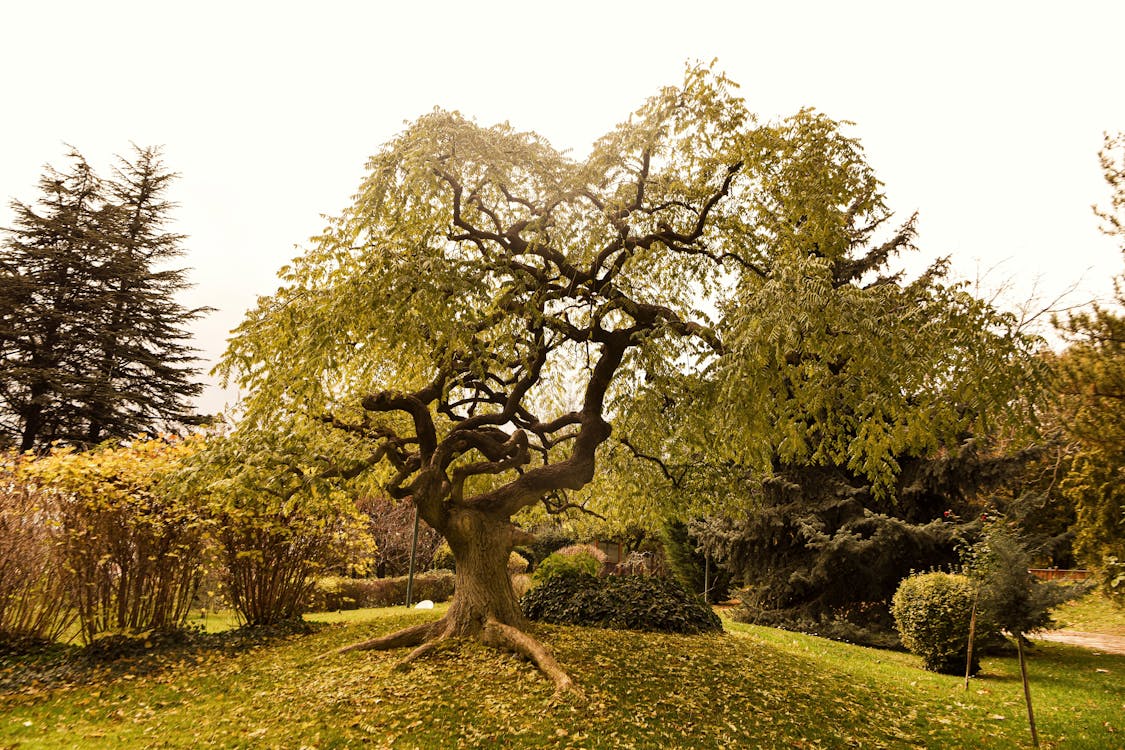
[181,428,376,627]
[215,500,371,626]
[431,542,455,571]
[508,551,529,574]
[307,571,455,611]
[521,574,722,634]
[531,548,602,585]
[21,439,208,643]
[893,572,983,675]
[0,459,74,645]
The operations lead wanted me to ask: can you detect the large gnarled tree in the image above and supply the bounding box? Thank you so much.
[221,68,909,688]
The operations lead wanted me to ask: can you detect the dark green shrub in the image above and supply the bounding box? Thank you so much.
[307,571,456,611]
[733,600,902,649]
[521,574,722,634]
[892,572,982,675]
[965,522,1083,637]
[663,518,731,603]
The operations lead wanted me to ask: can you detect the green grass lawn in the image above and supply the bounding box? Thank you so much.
[0,605,1120,749]
[1052,590,1125,636]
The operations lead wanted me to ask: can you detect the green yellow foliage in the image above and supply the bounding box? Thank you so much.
[893,572,983,675]
[0,458,73,643]
[1055,132,1125,605]
[531,549,602,586]
[178,426,376,626]
[18,438,207,642]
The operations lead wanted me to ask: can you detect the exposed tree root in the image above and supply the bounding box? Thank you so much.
[334,620,438,655]
[481,617,576,694]
[391,636,447,672]
[333,615,577,693]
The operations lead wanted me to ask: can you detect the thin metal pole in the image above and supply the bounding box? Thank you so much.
[405,503,421,608]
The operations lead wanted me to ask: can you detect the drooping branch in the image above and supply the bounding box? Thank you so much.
[617,435,689,489]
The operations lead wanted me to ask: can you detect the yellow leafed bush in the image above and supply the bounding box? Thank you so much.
[19,437,208,642]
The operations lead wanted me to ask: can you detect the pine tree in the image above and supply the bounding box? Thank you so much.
[0,146,206,451]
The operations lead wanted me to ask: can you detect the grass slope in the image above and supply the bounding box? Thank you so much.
[0,606,1120,749]
[1052,591,1125,636]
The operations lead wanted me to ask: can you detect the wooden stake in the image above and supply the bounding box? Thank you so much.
[1016,634,1039,748]
[964,590,978,690]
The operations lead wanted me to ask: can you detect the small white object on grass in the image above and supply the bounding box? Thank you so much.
[414,599,434,609]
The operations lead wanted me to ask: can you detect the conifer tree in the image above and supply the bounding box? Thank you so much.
[0,146,206,451]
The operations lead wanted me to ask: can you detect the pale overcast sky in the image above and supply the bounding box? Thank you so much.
[2,1,1123,415]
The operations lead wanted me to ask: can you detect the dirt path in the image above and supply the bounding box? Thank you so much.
[1031,630,1125,655]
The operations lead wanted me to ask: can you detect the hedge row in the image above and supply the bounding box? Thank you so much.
[306,572,456,611]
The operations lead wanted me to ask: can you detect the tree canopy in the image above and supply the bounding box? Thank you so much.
[1057,132,1125,603]
[218,66,1045,686]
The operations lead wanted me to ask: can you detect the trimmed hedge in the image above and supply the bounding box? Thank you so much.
[307,571,456,611]
[893,572,981,675]
[521,574,722,634]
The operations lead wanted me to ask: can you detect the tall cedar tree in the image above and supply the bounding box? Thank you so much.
[0,147,206,451]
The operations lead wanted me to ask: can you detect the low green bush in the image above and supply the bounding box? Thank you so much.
[521,574,722,634]
[431,542,455,572]
[507,551,529,575]
[531,548,602,585]
[893,571,985,675]
[519,528,575,569]
[307,571,456,611]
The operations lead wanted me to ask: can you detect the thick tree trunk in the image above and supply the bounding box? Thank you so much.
[443,508,527,634]
[334,505,573,692]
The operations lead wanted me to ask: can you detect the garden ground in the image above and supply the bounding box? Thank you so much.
[0,597,1121,749]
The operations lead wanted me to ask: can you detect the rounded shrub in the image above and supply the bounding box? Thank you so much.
[531,549,601,585]
[521,574,722,634]
[893,572,980,675]
[507,551,529,575]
